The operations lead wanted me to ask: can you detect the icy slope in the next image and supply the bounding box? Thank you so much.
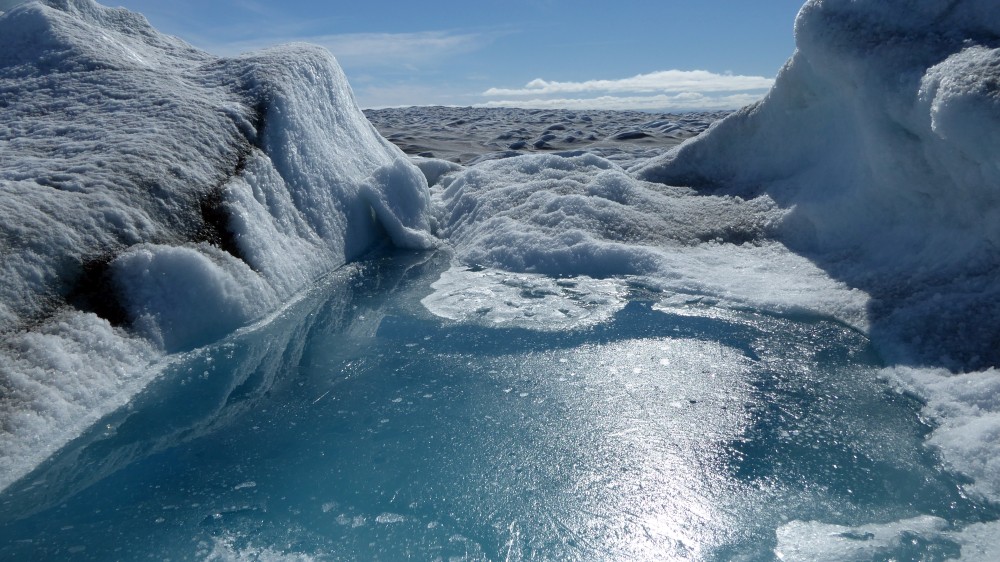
[0,0,433,491]
[629,0,1000,531]
[635,0,1000,371]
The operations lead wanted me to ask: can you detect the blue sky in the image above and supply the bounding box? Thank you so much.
[111,0,806,110]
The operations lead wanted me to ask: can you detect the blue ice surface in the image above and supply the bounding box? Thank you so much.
[0,249,995,561]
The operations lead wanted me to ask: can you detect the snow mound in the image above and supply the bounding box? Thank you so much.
[433,152,869,328]
[0,0,433,491]
[635,0,1000,371]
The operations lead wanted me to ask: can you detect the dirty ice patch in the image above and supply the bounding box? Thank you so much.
[421,264,627,331]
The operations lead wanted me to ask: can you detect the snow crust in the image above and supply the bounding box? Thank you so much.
[0,0,432,491]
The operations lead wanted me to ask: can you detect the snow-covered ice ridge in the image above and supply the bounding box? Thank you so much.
[4,0,1000,554]
[0,0,435,490]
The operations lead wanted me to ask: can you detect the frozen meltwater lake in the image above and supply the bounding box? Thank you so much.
[0,250,992,561]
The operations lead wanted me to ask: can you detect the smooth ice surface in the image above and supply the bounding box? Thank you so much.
[1,251,992,561]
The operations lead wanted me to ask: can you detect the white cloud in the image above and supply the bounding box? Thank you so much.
[474,92,767,112]
[483,70,774,97]
[205,30,495,69]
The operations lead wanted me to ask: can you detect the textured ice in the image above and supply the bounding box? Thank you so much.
[776,516,956,561]
[0,0,432,491]
[366,105,725,166]
[420,265,628,330]
[777,515,1000,562]
[635,0,1000,371]
[431,151,869,329]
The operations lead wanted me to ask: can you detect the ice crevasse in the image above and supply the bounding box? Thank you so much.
[0,0,435,490]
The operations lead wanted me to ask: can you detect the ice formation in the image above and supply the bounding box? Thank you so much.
[635,0,1000,371]
[430,149,870,333]
[628,0,1000,550]
[415,0,1000,552]
[0,0,433,490]
[4,0,1000,557]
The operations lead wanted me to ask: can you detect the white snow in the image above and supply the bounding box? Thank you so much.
[0,0,433,491]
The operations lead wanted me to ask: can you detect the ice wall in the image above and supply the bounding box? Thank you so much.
[0,0,433,491]
[635,0,1000,370]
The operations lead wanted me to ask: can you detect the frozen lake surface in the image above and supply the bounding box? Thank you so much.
[1,251,992,561]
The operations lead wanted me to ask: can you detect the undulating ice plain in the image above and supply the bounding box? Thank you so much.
[2,0,1000,560]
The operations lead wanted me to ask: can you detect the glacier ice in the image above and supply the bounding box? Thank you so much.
[634,0,1000,371]
[4,0,1000,557]
[431,151,870,329]
[631,0,1000,550]
[0,0,433,491]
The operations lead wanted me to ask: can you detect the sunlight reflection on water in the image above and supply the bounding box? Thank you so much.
[0,250,991,561]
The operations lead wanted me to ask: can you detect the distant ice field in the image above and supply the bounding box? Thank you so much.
[364,106,727,167]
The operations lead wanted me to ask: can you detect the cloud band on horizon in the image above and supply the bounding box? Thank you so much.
[479,69,774,111]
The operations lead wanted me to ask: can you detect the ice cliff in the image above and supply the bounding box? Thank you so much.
[0,0,434,490]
